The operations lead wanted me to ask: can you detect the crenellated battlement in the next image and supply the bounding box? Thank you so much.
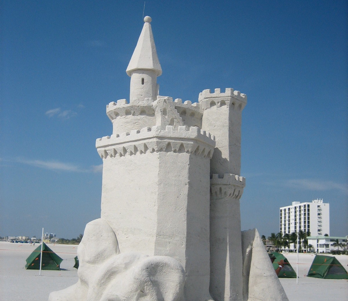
[172,98,202,128]
[199,88,247,101]
[106,99,155,121]
[97,125,215,145]
[198,88,247,111]
[210,173,245,200]
[174,98,201,111]
[210,173,245,186]
[107,99,128,108]
[96,125,215,159]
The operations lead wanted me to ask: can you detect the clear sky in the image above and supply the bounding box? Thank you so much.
[1,0,347,239]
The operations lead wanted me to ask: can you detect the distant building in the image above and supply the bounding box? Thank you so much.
[308,236,347,253]
[45,233,56,239]
[279,199,330,236]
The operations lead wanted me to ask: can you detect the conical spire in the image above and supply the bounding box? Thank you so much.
[126,16,162,76]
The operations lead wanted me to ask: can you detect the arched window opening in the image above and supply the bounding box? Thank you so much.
[141,78,144,85]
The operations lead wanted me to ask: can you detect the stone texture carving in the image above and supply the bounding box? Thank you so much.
[49,16,288,301]
[49,219,185,301]
[153,97,184,129]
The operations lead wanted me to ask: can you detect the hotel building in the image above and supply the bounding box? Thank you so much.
[279,199,330,236]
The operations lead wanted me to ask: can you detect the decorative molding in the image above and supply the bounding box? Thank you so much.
[96,125,215,159]
[210,173,246,200]
[106,99,155,121]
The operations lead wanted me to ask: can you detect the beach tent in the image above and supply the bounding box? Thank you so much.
[25,242,63,270]
[271,252,297,278]
[73,256,79,269]
[307,255,348,279]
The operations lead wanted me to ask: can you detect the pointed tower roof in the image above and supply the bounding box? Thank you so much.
[126,16,162,76]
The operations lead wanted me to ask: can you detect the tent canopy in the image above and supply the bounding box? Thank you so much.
[270,252,297,278]
[74,256,79,269]
[25,242,63,270]
[307,255,348,279]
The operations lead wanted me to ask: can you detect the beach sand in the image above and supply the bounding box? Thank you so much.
[0,242,78,301]
[1,241,347,301]
[279,252,348,300]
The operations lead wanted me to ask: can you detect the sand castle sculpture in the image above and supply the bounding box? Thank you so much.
[49,17,288,301]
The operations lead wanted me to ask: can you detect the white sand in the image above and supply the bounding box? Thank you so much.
[0,242,347,301]
[0,242,78,301]
[279,252,348,300]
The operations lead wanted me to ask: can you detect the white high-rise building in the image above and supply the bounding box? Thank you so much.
[279,199,330,236]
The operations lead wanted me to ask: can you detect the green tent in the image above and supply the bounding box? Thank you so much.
[307,255,348,279]
[73,256,79,269]
[25,242,63,270]
[271,252,297,278]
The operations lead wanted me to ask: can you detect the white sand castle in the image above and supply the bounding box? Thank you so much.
[49,16,288,301]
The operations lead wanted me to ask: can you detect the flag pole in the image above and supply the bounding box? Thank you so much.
[296,233,299,284]
[39,228,44,276]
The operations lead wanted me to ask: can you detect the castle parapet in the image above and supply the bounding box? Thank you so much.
[106,99,155,121]
[199,88,247,111]
[106,97,203,131]
[210,173,245,186]
[174,98,201,111]
[96,125,215,159]
[210,173,246,200]
[173,98,203,128]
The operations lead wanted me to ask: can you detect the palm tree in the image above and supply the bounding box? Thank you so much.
[76,234,83,243]
[298,230,306,252]
[283,233,290,251]
[290,232,297,251]
[308,244,314,252]
[268,233,277,247]
[261,235,266,245]
[303,237,309,252]
[283,239,289,250]
[276,232,284,250]
[332,239,341,251]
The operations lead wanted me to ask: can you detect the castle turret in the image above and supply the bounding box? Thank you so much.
[199,88,247,175]
[97,17,215,301]
[126,16,162,104]
[200,88,247,301]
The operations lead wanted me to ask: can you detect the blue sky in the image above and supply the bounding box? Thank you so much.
[1,0,347,239]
